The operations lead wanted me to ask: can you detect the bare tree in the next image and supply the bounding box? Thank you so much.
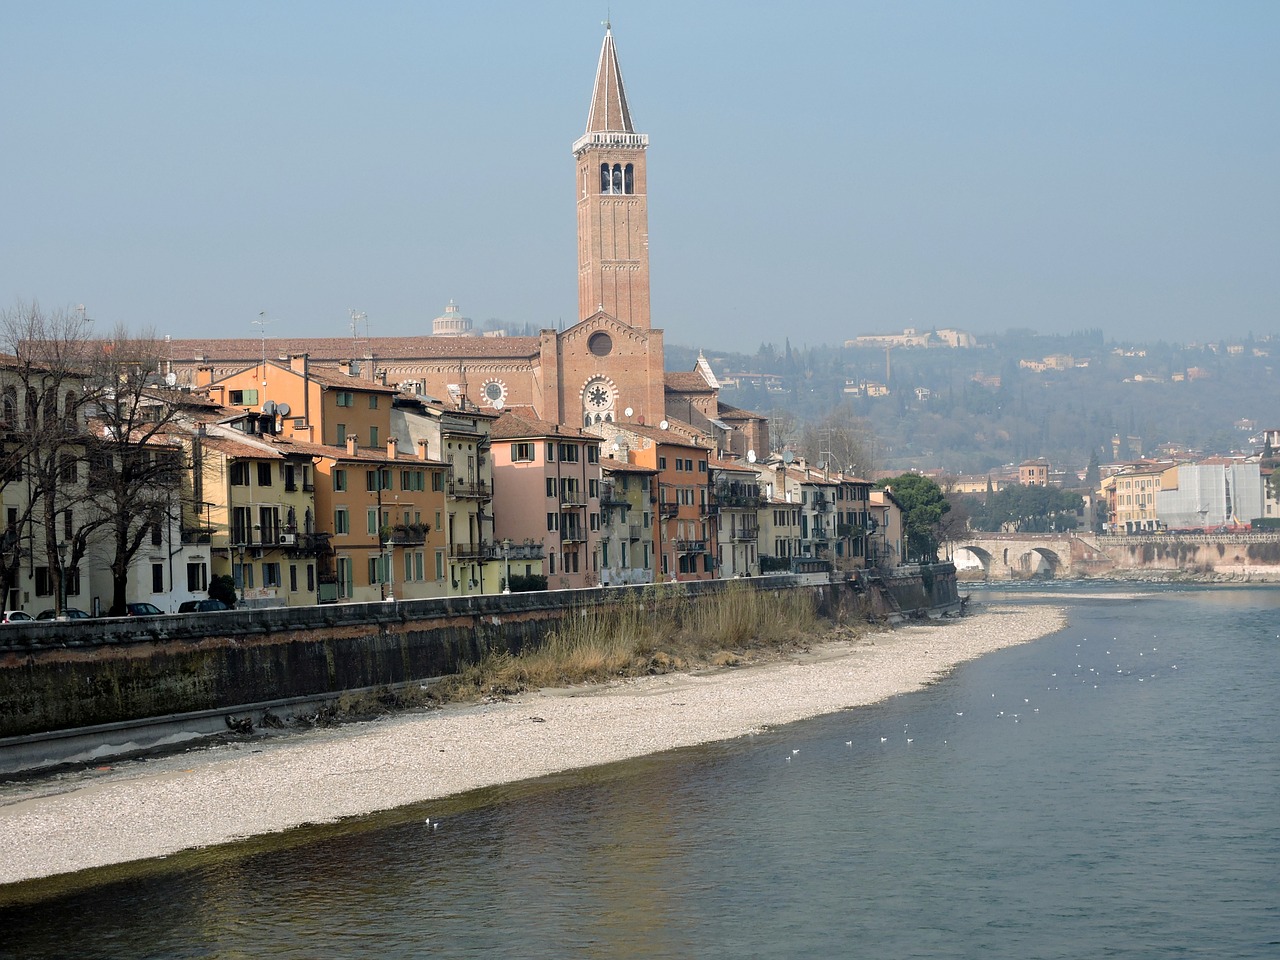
[83,324,188,615]
[798,404,879,477]
[0,301,99,615]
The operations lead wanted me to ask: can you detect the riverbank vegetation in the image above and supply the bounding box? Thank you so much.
[429,582,863,705]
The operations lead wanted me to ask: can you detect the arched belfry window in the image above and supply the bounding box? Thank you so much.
[600,163,633,196]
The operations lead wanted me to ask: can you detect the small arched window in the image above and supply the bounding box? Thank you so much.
[64,390,77,427]
[2,387,15,425]
[611,164,623,194]
[600,163,612,194]
[624,163,634,194]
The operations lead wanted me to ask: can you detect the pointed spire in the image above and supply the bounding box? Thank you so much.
[585,23,634,134]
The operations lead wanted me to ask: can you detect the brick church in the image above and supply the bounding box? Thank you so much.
[163,25,768,459]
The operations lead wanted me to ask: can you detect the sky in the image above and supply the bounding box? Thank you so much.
[3,1,1277,350]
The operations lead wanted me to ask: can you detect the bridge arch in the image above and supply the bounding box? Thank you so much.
[954,545,993,578]
[1013,547,1063,578]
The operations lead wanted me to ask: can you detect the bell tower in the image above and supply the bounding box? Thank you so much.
[574,24,651,330]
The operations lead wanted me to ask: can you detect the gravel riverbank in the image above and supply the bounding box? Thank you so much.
[0,603,1064,885]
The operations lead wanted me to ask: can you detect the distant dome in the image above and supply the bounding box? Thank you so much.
[432,300,473,337]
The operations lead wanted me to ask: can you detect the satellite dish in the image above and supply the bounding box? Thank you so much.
[659,420,669,430]
[783,451,795,464]
[262,400,277,415]
[493,398,504,410]
[277,402,291,418]
[164,372,177,387]
[624,406,633,418]
[747,449,756,463]
[611,441,620,451]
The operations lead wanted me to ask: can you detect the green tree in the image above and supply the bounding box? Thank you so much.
[876,473,950,562]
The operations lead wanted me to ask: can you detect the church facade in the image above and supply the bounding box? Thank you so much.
[163,26,764,455]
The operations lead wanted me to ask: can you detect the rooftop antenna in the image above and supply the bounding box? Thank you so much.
[349,309,368,343]
[253,311,274,393]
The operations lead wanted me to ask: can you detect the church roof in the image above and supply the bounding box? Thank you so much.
[164,335,541,364]
[664,371,714,393]
[585,25,634,133]
[491,409,598,442]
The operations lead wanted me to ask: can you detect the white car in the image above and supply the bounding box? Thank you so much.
[2,610,34,623]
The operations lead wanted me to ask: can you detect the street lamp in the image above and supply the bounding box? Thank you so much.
[236,543,246,605]
[56,541,67,618]
[382,539,395,602]
[502,538,512,594]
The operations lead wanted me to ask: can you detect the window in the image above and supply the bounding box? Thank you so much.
[257,462,273,486]
[435,550,445,580]
[368,556,381,584]
[60,455,77,483]
[401,469,425,492]
[589,479,599,498]
[336,424,347,444]
[152,563,164,593]
[698,460,708,473]
[546,477,556,498]
[369,426,379,447]
[336,557,352,599]
[333,468,347,491]
[558,443,579,463]
[547,512,558,531]
[587,446,599,464]
[590,512,600,531]
[63,509,73,539]
[335,391,354,407]
[35,567,53,597]
[512,442,534,462]
[366,468,391,491]
[368,508,379,536]
[334,508,350,535]
[369,395,379,409]
[151,523,163,546]
[658,456,667,470]
[187,562,208,592]
[289,565,298,592]
[229,388,259,406]
[307,564,315,592]
[230,462,250,486]
[431,471,444,492]
[65,566,81,597]
[263,563,282,589]
[546,442,555,461]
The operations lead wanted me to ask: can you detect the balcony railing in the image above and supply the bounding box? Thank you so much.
[714,492,764,509]
[676,539,707,553]
[627,524,643,540]
[732,526,759,542]
[181,527,213,545]
[383,523,429,545]
[449,541,490,560]
[448,479,490,499]
[560,491,587,507]
[561,528,586,543]
[658,503,679,519]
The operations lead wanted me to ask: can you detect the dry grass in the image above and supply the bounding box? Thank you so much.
[430,583,862,705]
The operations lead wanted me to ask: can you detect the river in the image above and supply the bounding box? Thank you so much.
[1,583,1276,959]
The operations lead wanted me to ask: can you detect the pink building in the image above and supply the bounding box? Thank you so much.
[490,410,603,589]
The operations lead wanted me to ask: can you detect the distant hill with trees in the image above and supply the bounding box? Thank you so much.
[668,328,1280,478]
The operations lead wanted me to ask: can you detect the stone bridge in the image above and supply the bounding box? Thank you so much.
[949,533,1115,580]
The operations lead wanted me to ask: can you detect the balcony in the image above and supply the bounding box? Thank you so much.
[180,527,213,545]
[560,491,587,507]
[382,522,429,546]
[627,524,643,540]
[448,478,490,499]
[714,491,764,510]
[599,489,629,508]
[449,541,490,560]
[676,539,707,553]
[284,532,332,556]
[561,528,586,544]
[658,503,679,519]
[732,526,759,542]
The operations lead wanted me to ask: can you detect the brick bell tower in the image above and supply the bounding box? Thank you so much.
[574,23,651,330]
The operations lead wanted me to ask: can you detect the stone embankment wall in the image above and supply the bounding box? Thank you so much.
[0,566,958,744]
[1099,534,1280,580]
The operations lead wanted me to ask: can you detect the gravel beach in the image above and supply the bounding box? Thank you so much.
[0,603,1063,885]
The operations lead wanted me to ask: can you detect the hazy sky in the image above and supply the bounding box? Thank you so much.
[4,2,1277,350]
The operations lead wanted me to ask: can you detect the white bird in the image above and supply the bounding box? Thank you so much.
[906,738,914,743]
[880,737,888,743]
[845,740,853,746]
[956,712,963,716]
[792,749,800,754]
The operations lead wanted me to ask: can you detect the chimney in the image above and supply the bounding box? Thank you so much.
[418,440,431,461]
[289,353,309,375]
[346,436,358,456]
[196,366,214,387]
[386,437,398,460]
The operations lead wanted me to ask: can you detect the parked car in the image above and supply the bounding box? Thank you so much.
[177,599,230,613]
[125,602,165,617]
[36,608,91,620]
[2,610,34,623]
